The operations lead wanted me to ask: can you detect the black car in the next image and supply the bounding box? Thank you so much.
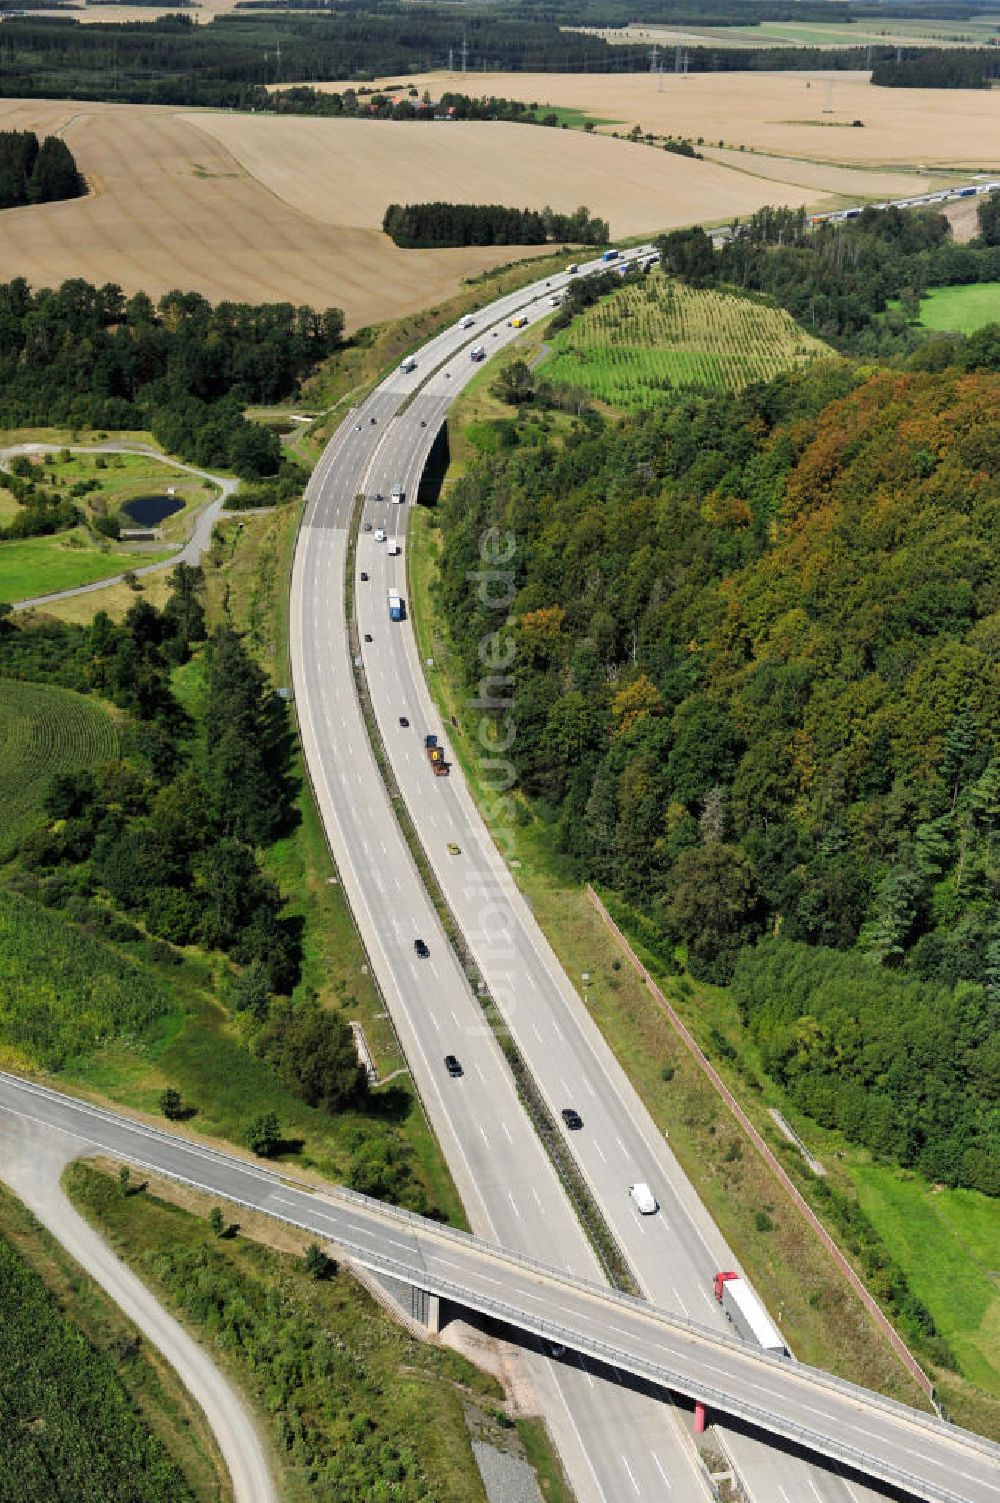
[369,416,377,424]
[399,715,410,728]
[444,1055,463,1077]
[414,938,429,958]
[561,1108,583,1131]
[360,571,369,581]
[364,633,372,643]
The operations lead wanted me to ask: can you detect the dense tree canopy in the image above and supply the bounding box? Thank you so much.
[436,360,999,1191]
[383,202,608,249]
[2,579,299,992]
[0,278,343,479]
[0,130,83,209]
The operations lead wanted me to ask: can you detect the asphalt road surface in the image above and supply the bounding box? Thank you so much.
[289,249,949,1503]
[0,1073,995,1503]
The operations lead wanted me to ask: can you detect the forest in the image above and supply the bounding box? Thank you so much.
[0,574,370,1115]
[872,48,999,88]
[436,357,999,1195]
[264,83,567,124]
[0,278,342,483]
[660,203,1000,354]
[0,130,83,210]
[382,201,609,249]
[0,9,886,106]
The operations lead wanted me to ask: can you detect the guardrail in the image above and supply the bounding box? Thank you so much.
[4,1072,997,1500]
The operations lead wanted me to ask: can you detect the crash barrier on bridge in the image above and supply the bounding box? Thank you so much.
[3,1073,997,1503]
[586,886,937,1404]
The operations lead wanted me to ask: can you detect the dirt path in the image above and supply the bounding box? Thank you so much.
[0,1113,278,1503]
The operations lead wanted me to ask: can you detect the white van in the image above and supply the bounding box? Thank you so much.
[628,1182,658,1215]
[391,484,405,504]
[374,528,386,543]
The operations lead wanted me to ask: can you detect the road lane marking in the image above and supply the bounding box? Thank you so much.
[507,1190,521,1219]
[621,1456,640,1495]
[651,1454,671,1492]
[592,1142,606,1162]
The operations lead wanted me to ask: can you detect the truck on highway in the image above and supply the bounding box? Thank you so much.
[400,356,417,373]
[470,345,486,361]
[387,537,400,556]
[388,589,404,622]
[601,248,620,262]
[459,314,475,328]
[509,315,529,329]
[391,484,405,503]
[713,1272,788,1357]
[424,733,450,776]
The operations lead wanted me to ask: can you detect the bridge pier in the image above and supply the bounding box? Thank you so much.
[694,1401,706,1435]
[353,1265,447,1335]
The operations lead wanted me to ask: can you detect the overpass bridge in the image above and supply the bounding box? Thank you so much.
[1,1072,996,1503]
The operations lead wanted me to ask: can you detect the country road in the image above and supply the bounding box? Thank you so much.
[0,1111,277,1503]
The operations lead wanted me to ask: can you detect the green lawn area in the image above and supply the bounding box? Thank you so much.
[0,443,222,603]
[917,283,1000,334]
[0,528,172,602]
[539,276,828,408]
[848,1163,1000,1397]
[527,106,619,130]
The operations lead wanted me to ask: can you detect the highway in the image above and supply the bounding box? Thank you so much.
[291,246,912,1502]
[290,251,715,1503]
[0,1072,996,1503]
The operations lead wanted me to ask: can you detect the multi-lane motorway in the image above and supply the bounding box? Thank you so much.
[1,1072,996,1503]
[291,250,718,1503]
[288,247,966,1503]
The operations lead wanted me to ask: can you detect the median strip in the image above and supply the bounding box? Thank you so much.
[344,490,638,1297]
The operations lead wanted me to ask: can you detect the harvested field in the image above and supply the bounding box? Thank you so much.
[0,100,848,326]
[0,102,551,330]
[188,111,835,237]
[326,70,1000,170]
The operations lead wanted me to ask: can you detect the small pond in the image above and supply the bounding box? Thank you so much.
[122,493,185,527]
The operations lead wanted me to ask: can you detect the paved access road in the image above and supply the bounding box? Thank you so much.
[0,1073,996,1503]
[295,248,908,1503]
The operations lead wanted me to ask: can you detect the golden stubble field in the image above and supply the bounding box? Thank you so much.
[0,99,847,325]
[319,69,1000,171]
[0,101,558,328]
[189,111,837,235]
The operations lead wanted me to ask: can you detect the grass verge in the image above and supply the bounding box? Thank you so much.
[0,1178,227,1502]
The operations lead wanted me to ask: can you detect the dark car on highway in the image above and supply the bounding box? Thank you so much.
[414,938,429,958]
[445,1055,463,1077]
[561,1108,583,1131]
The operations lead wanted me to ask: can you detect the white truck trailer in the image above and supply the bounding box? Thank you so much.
[713,1272,788,1357]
